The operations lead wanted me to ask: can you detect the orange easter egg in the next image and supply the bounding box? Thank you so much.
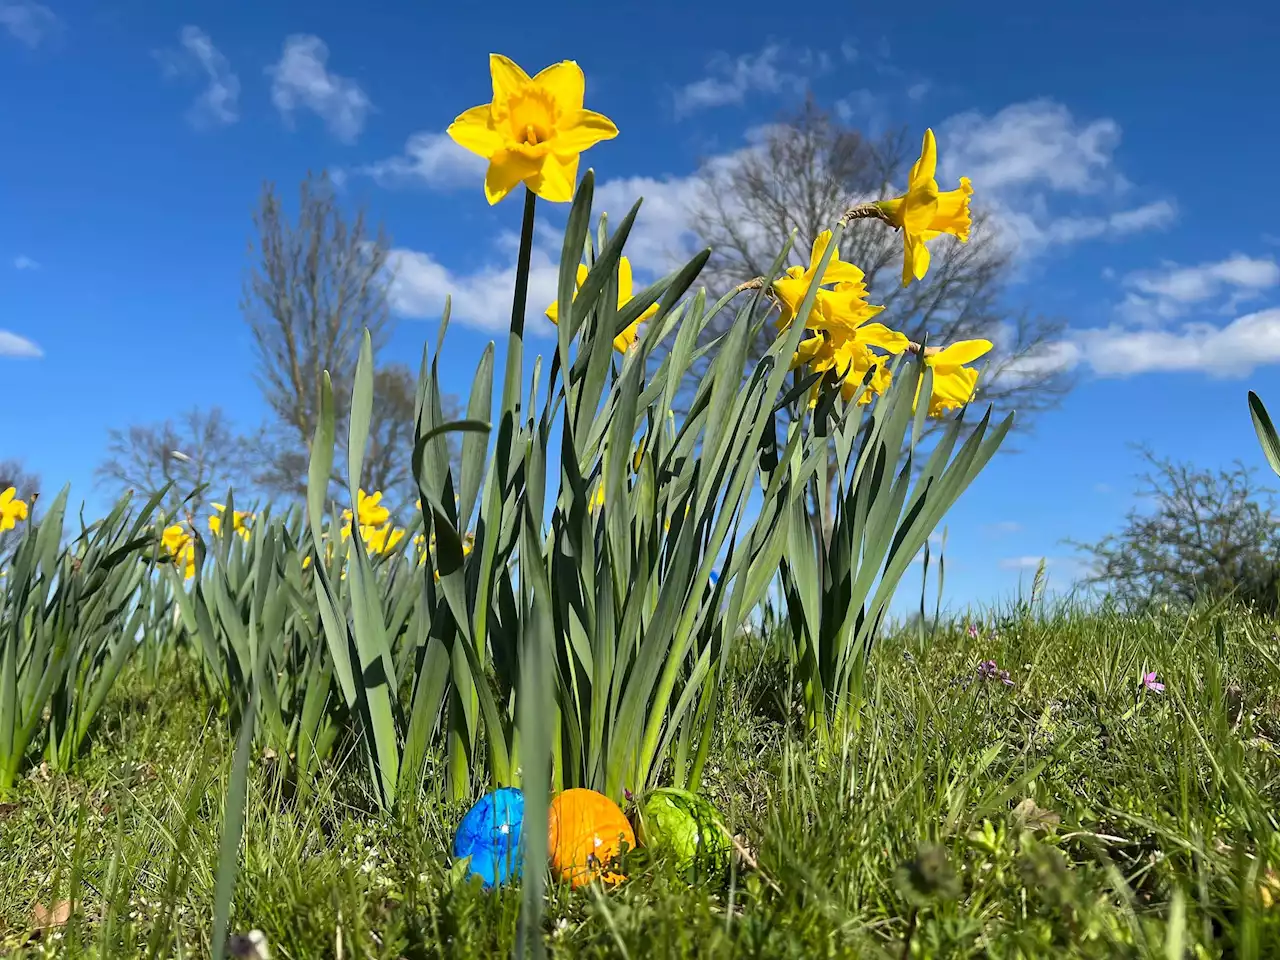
[548,788,636,888]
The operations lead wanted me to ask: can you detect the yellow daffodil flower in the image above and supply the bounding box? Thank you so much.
[160,524,198,580]
[772,231,867,333]
[341,489,391,537]
[447,54,619,205]
[875,129,973,287]
[0,487,29,532]
[915,339,992,417]
[545,258,655,353]
[209,503,253,541]
[363,524,407,556]
[813,283,907,353]
[791,336,893,405]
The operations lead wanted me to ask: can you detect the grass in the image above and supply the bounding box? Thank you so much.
[3,599,1280,958]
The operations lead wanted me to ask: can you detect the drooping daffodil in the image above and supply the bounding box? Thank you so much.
[874,129,973,287]
[915,339,992,417]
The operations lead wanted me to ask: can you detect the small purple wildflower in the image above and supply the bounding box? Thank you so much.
[967,623,980,639]
[1141,671,1165,694]
[976,659,1014,686]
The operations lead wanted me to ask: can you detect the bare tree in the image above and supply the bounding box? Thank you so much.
[241,171,460,507]
[1068,447,1280,614]
[97,407,249,516]
[687,99,1075,435]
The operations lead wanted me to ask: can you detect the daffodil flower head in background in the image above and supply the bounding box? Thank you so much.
[160,523,198,580]
[209,503,254,541]
[545,257,656,353]
[790,335,894,406]
[341,489,391,538]
[0,487,29,532]
[447,54,619,205]
[875,129,973,287]
[914,339,992,417]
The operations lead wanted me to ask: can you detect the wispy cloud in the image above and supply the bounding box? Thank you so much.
[0,0,58,48]
[673,43,816,116]
[938,99,1176,256]
[356,132,485,189]
[387,246,561,333]
[13,254,38,270]
[0,331,41,358]
[268,35,372,143]
[1000,556,1049,571]
[1119,254,1280,324]
[156,26,239,128]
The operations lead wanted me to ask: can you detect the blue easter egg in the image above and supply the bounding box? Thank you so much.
[453,787,525,887]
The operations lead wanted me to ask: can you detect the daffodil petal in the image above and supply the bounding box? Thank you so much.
[529,152,579,203]
[932,338,992,367]
[617,256,635,303]
[532,60,585,113]
[552,109,619,154]
[489,54,532,102]
[448,105,503,157]
[485,149,542,205]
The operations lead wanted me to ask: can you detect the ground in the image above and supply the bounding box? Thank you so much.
[2,602,1280,958]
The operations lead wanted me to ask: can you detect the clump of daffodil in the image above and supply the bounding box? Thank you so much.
[209,503,253,541]
[915,339,992,417]
[0,487,29,532]
[447,54,619,205]
[874,128,973,287]
[545,257,656,352]
[160,523,198,580]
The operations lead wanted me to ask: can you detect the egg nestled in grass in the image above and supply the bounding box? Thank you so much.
[636,787,730,877]
[453,787,524,888]
[548,788,635,887]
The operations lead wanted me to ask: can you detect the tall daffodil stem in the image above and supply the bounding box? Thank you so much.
[469,186,538,795]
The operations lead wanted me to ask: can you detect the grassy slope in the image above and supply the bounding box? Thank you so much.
[3,603,1280,958]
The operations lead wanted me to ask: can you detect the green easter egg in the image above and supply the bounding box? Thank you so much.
[637,788,730,874]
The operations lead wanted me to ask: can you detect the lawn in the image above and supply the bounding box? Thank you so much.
[3,600,1279,958]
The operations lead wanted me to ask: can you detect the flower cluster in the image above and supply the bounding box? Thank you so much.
[447,53,991,417]
[976,659,1014,686]
[341,489,407,557]
[0,487,29,532]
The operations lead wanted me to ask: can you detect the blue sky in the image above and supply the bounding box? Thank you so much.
[2,0,1279,616]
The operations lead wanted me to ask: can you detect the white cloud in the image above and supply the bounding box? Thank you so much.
[0,330,41,358]
[941,100,1122,196]
[1000,556,1048,571]
[937,100,1175,256]
[268,35,371,143]
[157,26,239,128]
[357,132,486,189]
[673,43,812,116]
[13,254,38,270]
[906,81,930,102]
[1119,254,1280,323]
[0,0,58,48]
[387,246,562,334]
[1013,305,1280,380]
